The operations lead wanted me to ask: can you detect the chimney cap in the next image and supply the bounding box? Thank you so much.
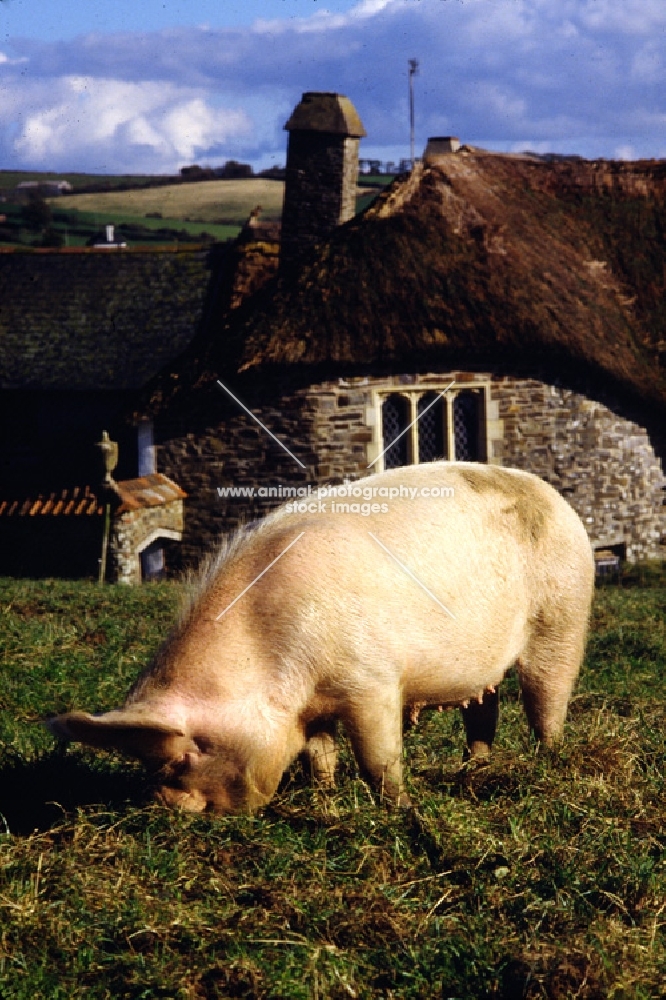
[424,136,461,160]
[284,92,366,138]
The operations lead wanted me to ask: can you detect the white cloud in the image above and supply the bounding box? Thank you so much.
[0,51,28,65]
[1,0,665,170]
[160,98,248,160]
[578,0,666,34]
[4,77,251,171]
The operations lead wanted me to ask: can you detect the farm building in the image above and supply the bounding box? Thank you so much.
[1,92,666,579]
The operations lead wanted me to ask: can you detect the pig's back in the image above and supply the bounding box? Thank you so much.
[220,463,590,703]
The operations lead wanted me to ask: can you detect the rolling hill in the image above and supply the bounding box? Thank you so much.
[49,178,286,225]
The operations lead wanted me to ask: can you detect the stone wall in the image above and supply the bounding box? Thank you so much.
[156,386,317,568]
[491,377,666,561]
[156,371,666,571]
[110,499,184,585]
[340,137,362,223]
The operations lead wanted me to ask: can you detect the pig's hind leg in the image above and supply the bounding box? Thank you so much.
[461,685,500,760]
[517,610,587,745]
[304,718,338,788]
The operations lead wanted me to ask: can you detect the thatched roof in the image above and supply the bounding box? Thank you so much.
[149,151,666,449]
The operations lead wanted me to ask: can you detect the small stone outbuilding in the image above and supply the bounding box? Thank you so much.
[110,473,187,585]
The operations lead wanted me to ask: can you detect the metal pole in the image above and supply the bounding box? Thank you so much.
[99,502,110,584]
[408,59,419,169]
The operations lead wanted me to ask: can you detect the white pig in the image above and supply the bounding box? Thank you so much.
[49,462,595,813]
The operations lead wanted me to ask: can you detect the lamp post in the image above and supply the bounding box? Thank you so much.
[408,58,419,169]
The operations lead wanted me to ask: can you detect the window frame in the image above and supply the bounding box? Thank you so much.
[371,381,490,473]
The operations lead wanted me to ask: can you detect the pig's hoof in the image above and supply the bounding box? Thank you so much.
[395,790,413,809]
[463,742,492,763]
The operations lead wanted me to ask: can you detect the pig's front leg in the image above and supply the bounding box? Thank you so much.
[304,718,338,787]
[346,687,411,807]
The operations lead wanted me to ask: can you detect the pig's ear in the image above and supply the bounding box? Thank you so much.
[46,710,187,761]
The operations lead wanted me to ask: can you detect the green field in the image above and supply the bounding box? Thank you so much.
[50,208,240,245]
[50,178,286,225]
[1,172,393,248]
[0,571,664,998]
[0,202,240,249]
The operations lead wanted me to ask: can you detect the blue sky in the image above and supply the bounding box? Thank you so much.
[1,0,665,174]
[0,1,364,41]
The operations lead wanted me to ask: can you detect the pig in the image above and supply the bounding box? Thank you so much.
[48,462,595,814]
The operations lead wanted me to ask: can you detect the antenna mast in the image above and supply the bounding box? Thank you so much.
[408,58,419,169]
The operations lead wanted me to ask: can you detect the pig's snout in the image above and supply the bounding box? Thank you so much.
[156,784,208,813]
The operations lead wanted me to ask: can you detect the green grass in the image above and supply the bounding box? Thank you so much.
[0,575,664,998]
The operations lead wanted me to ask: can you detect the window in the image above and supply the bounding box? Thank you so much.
[382,394,411,469]
[378,385,487,470]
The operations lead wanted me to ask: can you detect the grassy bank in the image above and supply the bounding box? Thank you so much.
[0,576,664,998]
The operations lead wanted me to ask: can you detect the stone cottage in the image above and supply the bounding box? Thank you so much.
[1,91,666,579]
[148,93,666,573]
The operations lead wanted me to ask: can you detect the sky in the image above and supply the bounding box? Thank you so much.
[0,0,665,175]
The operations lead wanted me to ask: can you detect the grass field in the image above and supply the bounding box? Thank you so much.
[49,178,286,225]
[0,573,664,998]
[0,203,240,249]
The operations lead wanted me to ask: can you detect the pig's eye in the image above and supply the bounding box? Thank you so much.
[153,756,190,783]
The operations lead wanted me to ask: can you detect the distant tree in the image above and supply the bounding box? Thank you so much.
[217,160,253,179]
[21,191,52,233]
[179,165,215,181]
[259,165,286,180]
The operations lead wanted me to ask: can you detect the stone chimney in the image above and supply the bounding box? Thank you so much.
[423,136,461,163]
[280,91,366,268]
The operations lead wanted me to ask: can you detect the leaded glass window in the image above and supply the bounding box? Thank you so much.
[378,386,486,469]
[417,392,446,463]
[381,394,410,468]
[453,391,481,461]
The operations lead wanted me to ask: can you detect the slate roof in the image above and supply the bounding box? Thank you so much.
[0,247,212,390]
